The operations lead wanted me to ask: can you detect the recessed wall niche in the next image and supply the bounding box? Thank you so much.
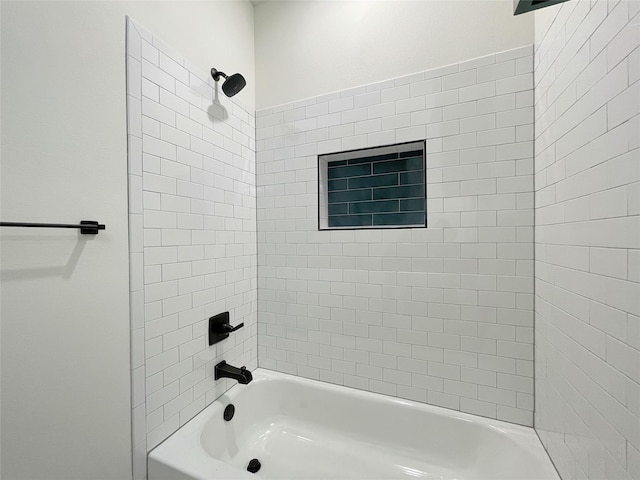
[318,141,427,230]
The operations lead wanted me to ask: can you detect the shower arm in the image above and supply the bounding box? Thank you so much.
[211,68,228,82]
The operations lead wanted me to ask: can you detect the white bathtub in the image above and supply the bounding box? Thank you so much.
[149,369,558,480]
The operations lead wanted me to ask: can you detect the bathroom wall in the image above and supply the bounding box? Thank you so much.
[254,0,534,109]
[533,1,640,479]
[1,2,254,479]
[256,46,536,426]
[126,18,257,480]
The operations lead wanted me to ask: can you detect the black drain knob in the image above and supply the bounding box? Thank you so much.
[223,404,235,421]
[247,458,261,473]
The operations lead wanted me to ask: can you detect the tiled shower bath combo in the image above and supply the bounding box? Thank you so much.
[125,1,640,479]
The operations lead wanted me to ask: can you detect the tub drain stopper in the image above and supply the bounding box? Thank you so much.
[247,458,261,473]
[223,404,235,421]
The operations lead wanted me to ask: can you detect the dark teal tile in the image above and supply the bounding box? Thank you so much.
[328,164,371,179]
[348,173,399,189]
[373,157,423,174]
[329,189,372,203]
[329,214,373,227]
[328,179,347,191]
[328,159,348,166]
[399,171,425,185]
[328,203,348,215]
[400,198,425,212]
[399,149,424,158]
[349,200,399,214]
[373,212,425,226]
[347,153,398,165]
[373,184,425,200]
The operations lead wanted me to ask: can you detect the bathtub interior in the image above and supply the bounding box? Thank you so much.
[186,370,558,480]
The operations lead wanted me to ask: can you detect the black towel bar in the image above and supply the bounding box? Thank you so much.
[0,221,106,235]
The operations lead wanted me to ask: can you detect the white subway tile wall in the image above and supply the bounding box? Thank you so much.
[256,46,535,426]
[126,18,257,479]
[534,1,639,480]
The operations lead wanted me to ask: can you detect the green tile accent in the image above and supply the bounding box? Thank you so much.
[349,200,399,214]
[373,157,423,174]
[400,198,426,212]
[373,184,425,200]
[399,149,424,158]
[329,214,373,227]
[328,179,348,191]
[348,173,399,189]
[328,164,371,179]
[372,212,425,226]
[347,152,398,165]
[399,171,425,185]
[323,143,426,229]
[328,189,372,203]
[328,203,348,215]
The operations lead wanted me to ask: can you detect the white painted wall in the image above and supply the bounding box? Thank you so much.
[254,0,534,109]
[0,1,254,479]
[533,1,639,479]
[0,1,3,474]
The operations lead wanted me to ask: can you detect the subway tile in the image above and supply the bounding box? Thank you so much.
[459,82,496,103]
[381,85,410,103]
[142,97,176,127]
[459,53,495,71]
[477,94,516,114]
[328,214,372,228]
[411,78,442,97]
[443,133,477,151]
[496,108,533,128]
[141,40,158,65]
[349,200,399,214]
[411,108,443,126]
[442,69,477,90]
[373,212,425,226]
[460,114,496,133]
[328,163,371,179]
[396,96,426,114]
[400,170,426,185]
[396,125,426,143]
[367,102,396,120]
[496,74,533,95]
[477,127,516,146]
[142,59,175,92]
[443,102,478,121]
[427,120,460,139]
[373,184,425,200]
[477,61,515,83]
[373,158,423,174]
[381,113,412,130]
[608,82,640,129]
[427,90,459,108]
[328,189,372,203]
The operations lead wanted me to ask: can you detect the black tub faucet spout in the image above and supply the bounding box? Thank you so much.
[214,361,253,384]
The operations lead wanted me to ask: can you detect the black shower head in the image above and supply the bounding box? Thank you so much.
[211,68,246,97]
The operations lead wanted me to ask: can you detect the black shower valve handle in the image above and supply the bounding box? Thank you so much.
[209,312,245,346]
[221,322,244,333]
